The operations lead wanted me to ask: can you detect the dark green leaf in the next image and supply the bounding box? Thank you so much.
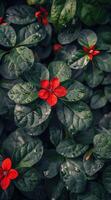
[6,5,36,25]
[57,139,89,158]
[18,23,46,46]
[78,3,109,26]
[99,112,111,130]
[50,0,76,30]
[49,116,63,146]
[105,86,111,102]
[90,90,107,109]
[95,53,111,72]
[0,25,16,47]
[8,82,37,104]
[78,29,97,47]
[14,102,51,129]
[65,80,89,102]
[68,50,89,69]
[1,46,34,78]
[85,67,104,88]
[58,23,81,45]
[60,159,87,193]
[93,132,111,159]
[15,168,41,192]
[14,140,43,168]
[24,63,49,86]
[49,61,71,82]
[57,101,93,134]
[102,166,111,193]
[83,151,104,176]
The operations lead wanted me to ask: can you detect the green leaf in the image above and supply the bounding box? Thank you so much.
[102,166,111,193]
[6,5,36,25]
[50,0,76,30]
[102,74,111,85]
[42,150,63,179]
[24,63,49,86]
[60,159,87,193]
[90,90,107,109]
[1,46,34,78]
[78,29,97,47]
[83,151,104,176]
[99,112,111,130]
[97,26,111,51]
[93,132,111,159]
[68,50,89,69]
[18,23,46,46]
[105,86,111,102]
[0,25,16,47]
[0,1,4,17]
[56,101,93,134]
[15,168,40,192]
[14,102,51,129]
[49,61,71,82]
[85,67,104,88]
[14,140,43,168]
[26,0,46,5]
[65,80,89,102]
[2,129,37,155]
[0,49,7,61]
[95,53,111,72]
[56,139,89,158]
[58,23,81,45]
[26,119,49,136]
[0,89,8,115]
[49,115,63,146]
[78,3,109,26]
[75,128,96,145]
[8,82,37,104]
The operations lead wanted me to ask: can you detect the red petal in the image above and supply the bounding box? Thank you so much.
[40,7,48,16]
[8,169,19,180]
[53,44,62,52]
[38,89,49,100]
[83,46,89,53]
[35,11,41,18]
[0,168,3,180]
[46,93,58,106]
[2,158,12,171]
[0,177,10,190]
[0,17,3,24]
[42,17,48,25]
[88,54,93,60]
[40,80,49,89]
[93,50,100,56]
[54,86,67,97]
[49,77,60,90]
[89,45,95,50]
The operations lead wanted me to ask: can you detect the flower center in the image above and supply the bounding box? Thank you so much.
[89,49,94,54]
[3,171,8,176]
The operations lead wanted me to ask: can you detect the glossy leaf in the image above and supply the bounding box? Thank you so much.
[14,140,43,168]
[57,101,93,134]
[14,102,51,129]
[0,25,16,47]
[8,82,37,104]
[1,46,34,78]
[49,61,71,82]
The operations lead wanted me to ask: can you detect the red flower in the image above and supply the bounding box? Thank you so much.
[38,77,67,106]
[53,43,63,52]
[0,17,7,25]
[0,158,19,190]
[83,45,100,60]
[35,7,48,26]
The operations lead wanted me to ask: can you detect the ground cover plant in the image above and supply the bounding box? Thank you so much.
[0,0,111,199]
